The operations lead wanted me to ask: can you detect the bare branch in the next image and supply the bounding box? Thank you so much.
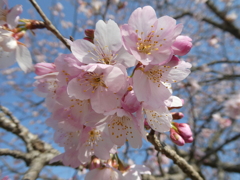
[28,0,71,50]
[0,149,30,163]
[147,130,203,180]
[22,156,46,180]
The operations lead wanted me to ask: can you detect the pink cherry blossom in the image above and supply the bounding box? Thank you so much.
[121,6,183,65]
[133,56,191,109]
[78,124,117,163]
[71,19,136,68]
[144,106,172,133]
[105,109,142,148]
[54,54,84,86]
[50,149,82,168]
[67,63,127,114]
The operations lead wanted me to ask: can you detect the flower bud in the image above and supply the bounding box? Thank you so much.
[121,90,141,113]
[84,29,95,39]
[173,122,192,139]
[185,136,193,143]
[172,36,192,56]
[83,37,94,43]
[170,128,185,146]
[34,63,56,75]
[171,112,184,120]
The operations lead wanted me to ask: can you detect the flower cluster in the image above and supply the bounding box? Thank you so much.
[0,0,32,72]
[34,6,192,179]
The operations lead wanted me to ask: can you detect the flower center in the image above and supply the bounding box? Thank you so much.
[135,26,166,55]
[79,72,108,93]
[87,129,102,146]
[89,39,118,65]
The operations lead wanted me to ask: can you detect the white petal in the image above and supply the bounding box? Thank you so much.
[145,107,172,132]
[0,47,16,69]
[16,45,33,73]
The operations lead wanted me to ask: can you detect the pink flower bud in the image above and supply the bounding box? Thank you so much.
[170,128,185,146]
[34,63,56,75]
[121,90,141,113]
[83,37,94,43]
[171,112,184,120]
[174,122,192,139]
[84,29,95,38]
[172,36,192,56]
[185,136,193,143]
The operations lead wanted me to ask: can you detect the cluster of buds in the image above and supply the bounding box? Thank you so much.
[170,122,193,146]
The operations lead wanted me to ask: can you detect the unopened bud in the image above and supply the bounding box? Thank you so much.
[173,122,192,139]
[172,36,192,56]
[117,2,127,10]
[25,20,45,30]
[34,63,56,75]
[171,112,184,120]
[185,136,193,143]
[170,128,185,146]
[84,29,95,39]
[84,37,94,43]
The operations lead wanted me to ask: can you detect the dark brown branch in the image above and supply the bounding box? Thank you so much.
[28,0,71,50]
[147,130,203,180]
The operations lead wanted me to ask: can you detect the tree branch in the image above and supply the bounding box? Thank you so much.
[28,0,71,50]
[147,130,203,180]
[0,149,31,163]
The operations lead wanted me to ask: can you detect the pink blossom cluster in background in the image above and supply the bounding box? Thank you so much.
[34,6,192,179]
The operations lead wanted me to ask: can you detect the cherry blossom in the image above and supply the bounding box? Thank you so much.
[78,124,117,163]
[105,109,142,148]
[71,19,136,68]
[67,63,127,114]
[0,29,32,72]
[0,0,22,28]
[133,56,191,109]
[121,6,183,65]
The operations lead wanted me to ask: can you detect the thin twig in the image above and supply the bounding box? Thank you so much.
[28,0,71,50]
